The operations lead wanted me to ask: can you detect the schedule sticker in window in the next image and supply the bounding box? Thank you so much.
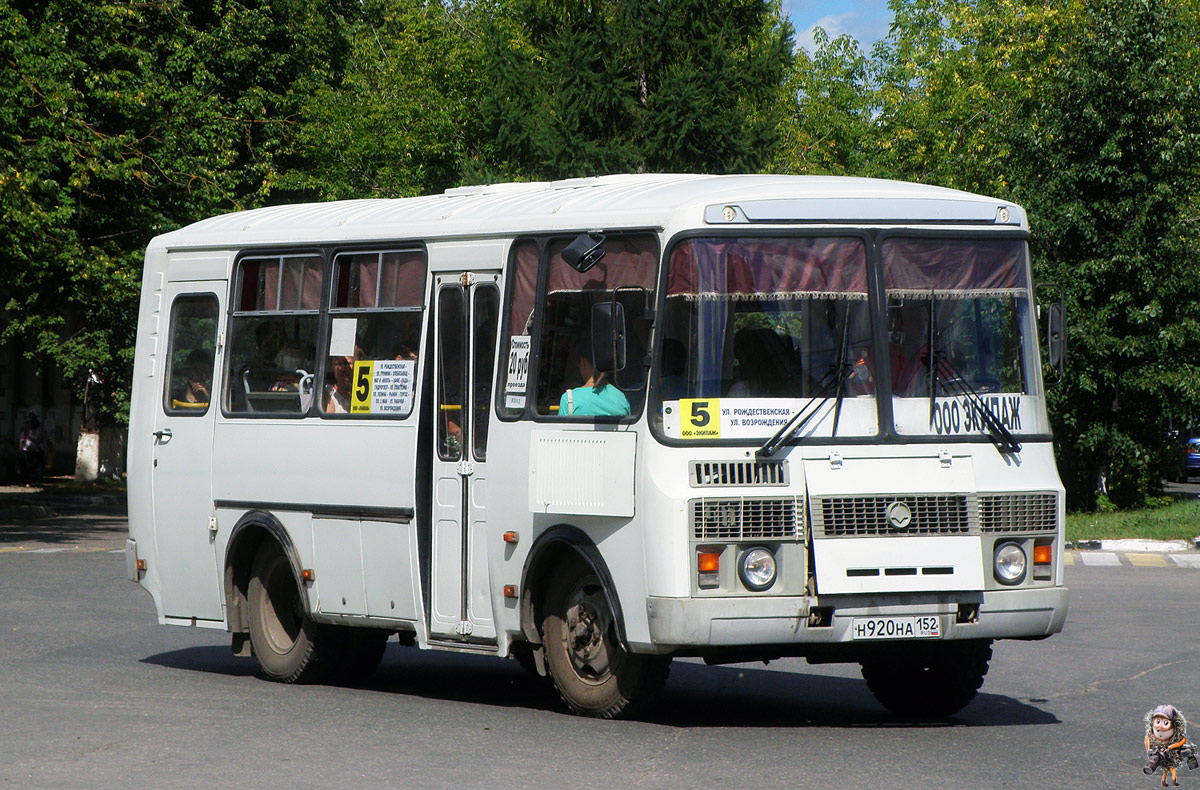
[350,360,415,415]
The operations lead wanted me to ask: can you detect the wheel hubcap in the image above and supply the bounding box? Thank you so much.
[564,581,615,682]
[262,559,302,653]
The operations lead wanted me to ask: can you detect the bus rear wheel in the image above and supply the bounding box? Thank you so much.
[541,560,669,719]
[331,627,390,683]
[247,544,340,684]
[860,639,993,717]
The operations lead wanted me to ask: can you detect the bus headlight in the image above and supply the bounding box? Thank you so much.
[993,542,1027,585]
[738,547,777,591]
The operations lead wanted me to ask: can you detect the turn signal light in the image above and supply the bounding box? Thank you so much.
[1033,545,1053,565]
[697,552,720,573]
[301,568,315,582]
[136,559,147,572]
[503,531,519,544]
[503,585,518,599]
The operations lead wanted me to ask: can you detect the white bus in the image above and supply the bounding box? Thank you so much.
[127,174,1068,719]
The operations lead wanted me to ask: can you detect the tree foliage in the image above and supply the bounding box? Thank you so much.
[280,0,487,199]
[0,0,353,421]
[2,0,1197,509]
[478,0,795,179]
[784,0,1200,507]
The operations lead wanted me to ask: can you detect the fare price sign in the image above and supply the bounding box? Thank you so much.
[350,360,415,415]
[505,335,531,410]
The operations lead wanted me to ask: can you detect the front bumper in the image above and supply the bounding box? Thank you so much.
[645,585,1068,650]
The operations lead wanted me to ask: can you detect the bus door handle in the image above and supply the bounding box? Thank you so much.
[152,428,173,445]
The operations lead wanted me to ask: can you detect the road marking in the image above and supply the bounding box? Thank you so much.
[1078,552,1121,566]
[0,546,27,553]
[1172,554,1200,568]
[1064,553,1076,565]
[1128,553,1168,567]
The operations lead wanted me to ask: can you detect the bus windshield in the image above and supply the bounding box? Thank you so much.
[655,234,1041,443]
[883,237,1040,437]
[656,236,876,440]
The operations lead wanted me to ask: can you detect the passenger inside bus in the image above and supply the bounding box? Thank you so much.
[324,351,358,413]
[270,341,309,391]
[726,327,816,398]
[559,342,631,417]
[172,349,212,409]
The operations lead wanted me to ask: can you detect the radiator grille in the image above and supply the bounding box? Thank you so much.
[815,495,971,537]
[690,497,803,541]
[980,493,1058,533]
[691,460,789,487]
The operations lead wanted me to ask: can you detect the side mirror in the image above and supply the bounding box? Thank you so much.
[562,231,606,273]
[1047,302,1065,372]
[1037,284,1066,384]
[591,301,626,373]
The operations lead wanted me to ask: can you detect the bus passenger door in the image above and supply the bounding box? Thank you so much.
[429,274,502,641]
[150,283,224,622]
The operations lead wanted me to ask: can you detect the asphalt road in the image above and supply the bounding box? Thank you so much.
[0,516,1197,788]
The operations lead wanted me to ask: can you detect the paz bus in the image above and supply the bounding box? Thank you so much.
[126,174,1068,719]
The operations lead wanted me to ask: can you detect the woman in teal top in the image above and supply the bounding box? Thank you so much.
[559,349,631,416]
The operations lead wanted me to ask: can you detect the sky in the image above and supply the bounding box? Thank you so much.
[785,0,894,52]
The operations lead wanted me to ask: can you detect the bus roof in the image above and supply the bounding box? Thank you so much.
[150,174,1027,252]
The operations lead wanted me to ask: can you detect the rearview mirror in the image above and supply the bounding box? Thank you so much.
[562,231,606,273]
[591,301,626,373]
[1037,283,1066,384]
[1047,302,1065,372]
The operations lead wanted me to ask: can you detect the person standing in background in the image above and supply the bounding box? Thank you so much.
[17,411,47,486]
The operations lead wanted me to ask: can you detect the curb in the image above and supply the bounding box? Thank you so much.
[1067,538,1200,553]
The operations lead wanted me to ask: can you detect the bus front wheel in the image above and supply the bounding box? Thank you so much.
[247,543,340,684]
[860,638,993,717]
[541,559,669,719]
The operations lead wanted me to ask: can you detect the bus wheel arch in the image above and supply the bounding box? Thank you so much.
[224,511,345,683]
[519,526,630,655]
[224,511,305,640]
[520,527,669,718]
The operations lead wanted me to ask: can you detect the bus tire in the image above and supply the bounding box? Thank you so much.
[247,543,340,684]
[541,559,670,719]
[331,627,390,683]
[860,638,993,717]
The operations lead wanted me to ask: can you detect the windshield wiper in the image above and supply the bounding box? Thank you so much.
[925,292,1021,455]
[934,356,1022,455]
[755,394,828,460]
[757,306,854,459]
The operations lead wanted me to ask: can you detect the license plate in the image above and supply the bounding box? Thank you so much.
[852,615,941,640]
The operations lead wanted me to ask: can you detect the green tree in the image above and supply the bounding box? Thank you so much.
[773,28,876,176]
[1006,0,1200,507]
[869,0,1069,194]
[280,0,487,199]
[853,0,1200,508]
[479,0,795,179]
[0,0,352,424]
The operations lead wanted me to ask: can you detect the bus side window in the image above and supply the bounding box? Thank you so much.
[225,255,322,415]
[437,287,465,458]
[164,294,219,415]
[323,250,426,418]
[533,233,658,417]
[472,284,500,459]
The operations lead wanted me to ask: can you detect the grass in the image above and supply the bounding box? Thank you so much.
[1066,496,1200,543]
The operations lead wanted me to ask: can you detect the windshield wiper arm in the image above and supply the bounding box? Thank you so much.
[755,394,827,460]
[934,356,1022,455]
[925,290,1020,455]
[757,311,854,459]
